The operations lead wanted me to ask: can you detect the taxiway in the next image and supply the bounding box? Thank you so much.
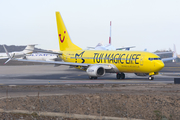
[0,65,179,85]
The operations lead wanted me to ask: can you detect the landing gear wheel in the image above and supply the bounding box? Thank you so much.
[121,73,125,79]
[116,73,121,79]
[148,76,154,80]
[116,73,125,79]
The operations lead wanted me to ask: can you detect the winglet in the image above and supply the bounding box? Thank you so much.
[173,44,177,58]
[161,44,178,62]
[172,44,177,62]
[3,45,12,64]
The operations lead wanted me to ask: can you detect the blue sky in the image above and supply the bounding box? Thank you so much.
[0,0,180,53]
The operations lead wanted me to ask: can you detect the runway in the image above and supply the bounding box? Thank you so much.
[0,65,179,85]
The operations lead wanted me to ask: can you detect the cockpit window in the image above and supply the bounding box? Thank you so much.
[154,58,161,60]
[148,58,161,61]
[149,58,153,60]
[148,58,161,60]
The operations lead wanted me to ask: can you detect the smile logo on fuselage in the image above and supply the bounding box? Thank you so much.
[59,31,66,43]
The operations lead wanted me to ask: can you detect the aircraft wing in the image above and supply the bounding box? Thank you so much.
[157,45,177,62]
[10,58,115,72]
[13,58,90,67]
[161,57,176,62]
[116,46,135,50]
[155,52,174,62]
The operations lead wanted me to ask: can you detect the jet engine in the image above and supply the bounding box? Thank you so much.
[11,52,26,58]
[134,73,148,76]
[86,65,105,77]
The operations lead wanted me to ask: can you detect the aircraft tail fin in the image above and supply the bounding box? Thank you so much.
[56,12,82,51]
[172,44,177,62]
[23,44,36,54]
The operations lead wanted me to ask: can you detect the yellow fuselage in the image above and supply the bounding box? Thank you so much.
[61,50,164,74]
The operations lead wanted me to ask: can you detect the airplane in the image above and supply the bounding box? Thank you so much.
[24,53,60,61]
[87,43,135,51]
[4,12,177,80]
[2,45,60,63]
[0,44,36,64]
[87,21,135,50]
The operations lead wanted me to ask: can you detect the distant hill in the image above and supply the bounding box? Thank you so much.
[0,45,44,53]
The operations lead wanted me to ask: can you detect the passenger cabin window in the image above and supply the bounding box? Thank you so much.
[148,58,161,61]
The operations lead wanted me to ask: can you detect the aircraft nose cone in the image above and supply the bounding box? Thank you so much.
[157,61,165,71]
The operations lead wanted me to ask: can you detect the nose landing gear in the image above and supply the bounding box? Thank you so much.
[148,76,154,80]
[148,72,157,80]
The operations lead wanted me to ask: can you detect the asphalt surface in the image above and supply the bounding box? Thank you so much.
[0,65,180,85]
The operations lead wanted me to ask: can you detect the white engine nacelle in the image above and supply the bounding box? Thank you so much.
[86,65,105,77]
[11,52,26,58]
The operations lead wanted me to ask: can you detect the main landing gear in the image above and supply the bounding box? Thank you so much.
[116,72,125,79]
[148,76,154,80]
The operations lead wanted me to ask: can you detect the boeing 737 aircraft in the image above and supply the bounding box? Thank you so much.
[5,12,177,80]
